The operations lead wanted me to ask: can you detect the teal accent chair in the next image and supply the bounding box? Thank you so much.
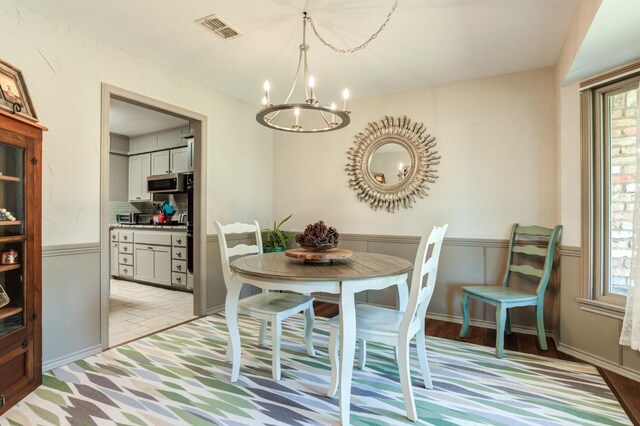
[459,224,562,358]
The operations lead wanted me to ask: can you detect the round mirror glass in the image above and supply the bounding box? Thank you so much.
[368,142,412,185]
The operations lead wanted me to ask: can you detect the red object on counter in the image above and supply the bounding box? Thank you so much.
[157,213,168,223]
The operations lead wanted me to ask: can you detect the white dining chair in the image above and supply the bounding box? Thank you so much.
[215,220,315,381]
[326,224,448,421]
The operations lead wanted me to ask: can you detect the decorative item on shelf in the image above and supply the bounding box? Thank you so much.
[0,283,9,308]
[263,214,294,253]
[256,2,399,133]
[346,116,441,212]
[0,208,16,221]
[1,250,18,264]
[295,220,340,251]
[0,59,37,121]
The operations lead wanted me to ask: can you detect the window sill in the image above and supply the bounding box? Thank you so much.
[577,298,625,320]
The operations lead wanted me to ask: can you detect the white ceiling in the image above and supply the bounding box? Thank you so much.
[14,0,579,105]
[109,99,188,137]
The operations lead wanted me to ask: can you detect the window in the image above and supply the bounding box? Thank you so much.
[581,61,640,313]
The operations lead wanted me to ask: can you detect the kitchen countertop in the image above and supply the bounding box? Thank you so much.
[110,224,187,231]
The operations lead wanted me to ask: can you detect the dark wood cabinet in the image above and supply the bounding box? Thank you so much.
[0,109,45,415]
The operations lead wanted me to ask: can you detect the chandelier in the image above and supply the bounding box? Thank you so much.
[256,3,399,133]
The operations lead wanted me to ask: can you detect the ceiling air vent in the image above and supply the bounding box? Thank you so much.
[196,14,240,40]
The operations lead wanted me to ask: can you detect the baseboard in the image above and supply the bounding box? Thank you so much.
[425,311,556,337]
[42,344,102,372]
[557,343,640,383]
[206,305,225,316]
[313,298,556,338]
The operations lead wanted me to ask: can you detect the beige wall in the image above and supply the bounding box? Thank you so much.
[0,4,274,245]
[0,4,274,366]
[273,68,558,240]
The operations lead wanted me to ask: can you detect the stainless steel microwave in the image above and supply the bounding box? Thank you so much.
[147,173,186,193]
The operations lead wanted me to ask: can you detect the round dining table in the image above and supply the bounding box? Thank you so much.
[228,251,413,425]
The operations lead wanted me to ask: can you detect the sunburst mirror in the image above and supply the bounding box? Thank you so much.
[346,116,440,212]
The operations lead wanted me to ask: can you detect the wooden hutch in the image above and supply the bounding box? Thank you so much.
[0,109,45,414]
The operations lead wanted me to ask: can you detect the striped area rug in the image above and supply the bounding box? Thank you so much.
[2,313,631,425]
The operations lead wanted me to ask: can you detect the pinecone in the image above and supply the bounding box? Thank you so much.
[295,220,339,249]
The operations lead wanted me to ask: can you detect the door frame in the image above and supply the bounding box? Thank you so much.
[99,83,208,349]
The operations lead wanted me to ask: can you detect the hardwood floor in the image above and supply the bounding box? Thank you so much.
[313,301,640,426]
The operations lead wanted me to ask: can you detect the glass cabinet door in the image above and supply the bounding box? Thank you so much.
[0,142,25,337]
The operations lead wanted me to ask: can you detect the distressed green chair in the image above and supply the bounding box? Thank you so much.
[459,224,562,358]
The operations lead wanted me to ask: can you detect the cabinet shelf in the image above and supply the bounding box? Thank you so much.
[0,305,22,320]
[0,235,25,243]
[0,263,20,273]
[0,221,21,226]
[0,175,20,182]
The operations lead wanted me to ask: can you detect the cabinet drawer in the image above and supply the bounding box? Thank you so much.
[0,339,33,402]
[135,232,171,246]
[172,272,187,287]
[172,247,186,260]
[172,233,187,247]
[118,231,134,243]
[119,264,133,277]
[119,253,133,266]
[172,259,187,273]
[110,231,118,242]
[119,242,133,254]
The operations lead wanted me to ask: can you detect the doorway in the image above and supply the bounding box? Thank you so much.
[100,84,207,349]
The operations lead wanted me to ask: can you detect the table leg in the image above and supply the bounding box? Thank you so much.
[339,283,356,425]
[225,281,242,382]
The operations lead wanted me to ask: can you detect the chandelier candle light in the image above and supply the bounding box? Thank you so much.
[257,12,351,133]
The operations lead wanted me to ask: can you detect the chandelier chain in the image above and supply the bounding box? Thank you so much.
[308,0,399,54]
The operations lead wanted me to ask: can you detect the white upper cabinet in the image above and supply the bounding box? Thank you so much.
[150,147,188,175]
[151,150,170,175]
[170,147,189,174]
[128,153,151,202]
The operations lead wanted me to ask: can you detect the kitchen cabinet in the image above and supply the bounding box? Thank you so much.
[110,241,119,277]
[134,244,171,286]
[128,153,151,202]
[151,151,170,175]
[110,228,189,291]
[170,147,189,173]
[133,231,172,286]
[150,147,188,176]
[0,110,46,415]
[157,127,183,150]
[111,231,133,279]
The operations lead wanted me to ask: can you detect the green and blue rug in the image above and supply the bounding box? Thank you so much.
[1,313,631,425]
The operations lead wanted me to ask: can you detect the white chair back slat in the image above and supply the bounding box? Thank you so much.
[221,222,261,235]
[401,224,448,333]
[227,243,260,258]
[214,220,262,289]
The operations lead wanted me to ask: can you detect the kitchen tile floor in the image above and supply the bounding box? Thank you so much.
[109,278,196,347]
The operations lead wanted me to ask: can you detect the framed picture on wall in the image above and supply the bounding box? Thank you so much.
[0,59,37,122]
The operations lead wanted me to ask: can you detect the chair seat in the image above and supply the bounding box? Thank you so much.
[462,285,537,303]
[238,292,313,315]
[328,304,404,336]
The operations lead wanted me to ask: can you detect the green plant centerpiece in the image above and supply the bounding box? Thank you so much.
[263,214,294,253]
[296,220,340,252]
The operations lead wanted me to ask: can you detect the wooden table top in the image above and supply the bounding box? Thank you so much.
[230,252,413,282]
